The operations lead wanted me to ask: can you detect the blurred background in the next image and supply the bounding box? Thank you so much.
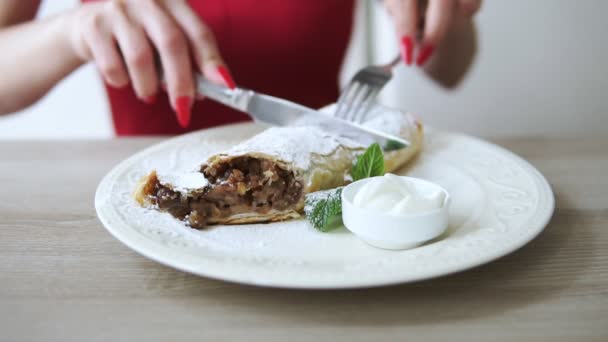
[0,0,606,139]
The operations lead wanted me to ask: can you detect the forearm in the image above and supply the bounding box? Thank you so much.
[423,16,477,88]
[0,13,84,115]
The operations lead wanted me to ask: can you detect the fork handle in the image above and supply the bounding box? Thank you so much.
[387,54,401,69]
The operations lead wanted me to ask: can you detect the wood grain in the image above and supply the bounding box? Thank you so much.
[0,135,607,342]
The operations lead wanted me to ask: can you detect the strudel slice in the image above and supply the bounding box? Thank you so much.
[134,110,423,228]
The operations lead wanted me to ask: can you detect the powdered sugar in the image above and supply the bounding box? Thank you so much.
[158,171,209,193]
[362,109,409,136]
[321,103,412,137]
[154,104,415,194]
[224,126,363,170]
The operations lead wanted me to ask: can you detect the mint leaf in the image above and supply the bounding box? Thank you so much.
[383,139,407,152]
[351,143,385,181]
[304,144,385,232]
[304,187,343,232]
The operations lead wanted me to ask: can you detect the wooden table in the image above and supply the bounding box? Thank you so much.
[1,135,607,341]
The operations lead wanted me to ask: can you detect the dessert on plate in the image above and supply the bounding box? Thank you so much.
[134,108,423,228]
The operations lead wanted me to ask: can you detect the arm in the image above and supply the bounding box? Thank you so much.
[0,0,235,126]
[0,5,83,115]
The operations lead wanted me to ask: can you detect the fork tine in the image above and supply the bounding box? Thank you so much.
[345,83,371,123]
[334,81,357,119]
[335,53,400,122]
[336,81,362,120]
[352,87,378,123]
[334,91,348,119]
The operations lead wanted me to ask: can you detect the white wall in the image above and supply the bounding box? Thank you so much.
[364,0,608,137]
[1,0,606,139]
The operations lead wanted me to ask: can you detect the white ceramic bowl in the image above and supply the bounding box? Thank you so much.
[341,176,451,250]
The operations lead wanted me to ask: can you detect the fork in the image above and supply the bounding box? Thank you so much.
[334,54,401,123]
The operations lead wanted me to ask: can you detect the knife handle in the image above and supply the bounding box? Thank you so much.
[194,74,251,113]
[156,57,252,113]
[194,74,229,100]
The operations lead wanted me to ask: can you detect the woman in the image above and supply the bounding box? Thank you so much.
[0,0,480,135]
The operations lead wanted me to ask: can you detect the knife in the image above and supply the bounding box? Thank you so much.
[194,75,410,150]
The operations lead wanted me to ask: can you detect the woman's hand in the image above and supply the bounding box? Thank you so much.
[68,0,235,127]
[384,0,482,66]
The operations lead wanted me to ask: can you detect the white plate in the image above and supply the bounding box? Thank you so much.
[95,123,554,289]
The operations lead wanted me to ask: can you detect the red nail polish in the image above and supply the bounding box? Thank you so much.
[400,36,414,65]
[174,96,192,128]
[143,94,157,104]
[217,65,236,89]
[416,44,435,66]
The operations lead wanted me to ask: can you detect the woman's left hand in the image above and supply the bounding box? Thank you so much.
[384,0,482,66]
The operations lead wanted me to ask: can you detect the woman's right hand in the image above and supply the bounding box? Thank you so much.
[67,0,235,127]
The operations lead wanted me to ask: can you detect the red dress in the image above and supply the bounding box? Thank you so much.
[83,0,354,135]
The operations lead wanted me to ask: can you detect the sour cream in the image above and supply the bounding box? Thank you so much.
[342,175,450,249]
[352,174,446,215]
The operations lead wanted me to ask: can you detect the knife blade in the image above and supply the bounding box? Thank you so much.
[195,75,410,150]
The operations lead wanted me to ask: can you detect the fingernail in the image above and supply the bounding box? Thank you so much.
[174,96,192,128]
[143,94,157,104]
[108,82,129,90]
[416,44,435,66]
[400,36,414,65]
[217,65,236,89]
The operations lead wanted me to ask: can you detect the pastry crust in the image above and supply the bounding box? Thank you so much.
[134,111,423,226]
